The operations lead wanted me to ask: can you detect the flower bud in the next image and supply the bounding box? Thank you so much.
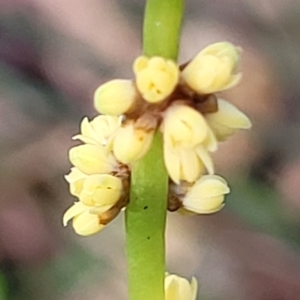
[182,175,230,214]
[205,98,252,141]
[133,56,179,103]
[63,202,109,236]
[181,42,241,94]
[65,167,87,197]
[162,104,208,148]
[94,79,137,116]
[165,273,198,300]
[72,210,105,236]
[73,115,121,146]
[113,122,154,164]
[79,174,123,207]
[69,144,116,175]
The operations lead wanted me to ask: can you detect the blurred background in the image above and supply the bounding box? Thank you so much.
[0,0,300,299]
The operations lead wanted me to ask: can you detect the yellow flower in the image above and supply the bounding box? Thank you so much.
[65,167,88,197]
[181,42,241,94]
[79,174,123,207]
[161,105,215,183]
[69,144,117,175]
[73,115,121,146]
[63,202,108,236]
[164,143,214,184]
[182,175,230,214]
[165,273,198,300]
[162,104,208,148]
[113,122,154,164]
[72,210,105,236]
[133,56,179,103]
[94,79,137,116]
[205,98,252,141]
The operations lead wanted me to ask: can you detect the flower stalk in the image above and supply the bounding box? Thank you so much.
[125,1,184,300]
[126,132,168,300]
[143,0,184,60]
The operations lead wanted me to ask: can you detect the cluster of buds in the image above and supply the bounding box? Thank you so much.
[63,115,130,236]
[63,42,251,236]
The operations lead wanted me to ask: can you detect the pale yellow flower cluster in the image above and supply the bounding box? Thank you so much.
[63,115,129,236]
[63,41,252,236]
[163,94,251,213]
[165,273,197,300]
[93,41,251,215]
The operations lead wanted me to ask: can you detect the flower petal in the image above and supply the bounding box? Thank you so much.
[62,202,88,226]
[206,99,251,129]
[195,145,214,175]
[72,210,105,236]
[179,147,202,183]
[164,143,181,184]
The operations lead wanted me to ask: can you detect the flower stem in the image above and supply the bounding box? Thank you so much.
[125,132,168,300]
[143,0,184,60]
[125,1,184,300]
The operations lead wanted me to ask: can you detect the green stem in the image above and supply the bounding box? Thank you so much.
[143,0,184,60]
[125,133,168,300]
[125,1,184,300]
